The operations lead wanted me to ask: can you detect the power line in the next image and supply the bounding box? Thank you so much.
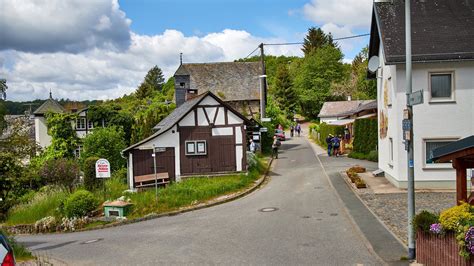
[243,33,370,58]
[264,33,370,46]
[245,46,260,59]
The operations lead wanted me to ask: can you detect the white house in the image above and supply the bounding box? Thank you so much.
[122,91,249,189]
[33,93,95,153]
[369,0,474,189]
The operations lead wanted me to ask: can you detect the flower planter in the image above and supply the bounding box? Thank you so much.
[416,230,474,266]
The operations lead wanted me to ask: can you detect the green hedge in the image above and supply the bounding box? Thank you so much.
[352,118,378,154]
[318,123,345,145]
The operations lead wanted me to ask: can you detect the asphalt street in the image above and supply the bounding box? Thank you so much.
[18,135,382,265]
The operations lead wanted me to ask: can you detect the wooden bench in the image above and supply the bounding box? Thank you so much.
[134,173,170,188]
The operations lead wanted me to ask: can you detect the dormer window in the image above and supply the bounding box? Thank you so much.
[180,82,185,88]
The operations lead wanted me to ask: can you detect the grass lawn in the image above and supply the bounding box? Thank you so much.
[3,156,268,227]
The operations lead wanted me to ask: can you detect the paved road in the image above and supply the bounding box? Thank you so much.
[18,136,382,265]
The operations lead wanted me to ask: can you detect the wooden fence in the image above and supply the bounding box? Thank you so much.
[416,231,474,265]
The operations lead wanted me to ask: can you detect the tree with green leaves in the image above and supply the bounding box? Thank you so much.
[293,45,345,119]
[0,79,7,134]
[135,66,165,99]
[131,101,175,143]
[87,104,134,144]
[330,46,376,100]
[80,126,126,171]
[44,112,79,159]
[302,27,337,56]
[274,64,297,118]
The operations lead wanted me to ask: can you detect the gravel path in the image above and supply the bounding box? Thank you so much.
[359,192,456,244]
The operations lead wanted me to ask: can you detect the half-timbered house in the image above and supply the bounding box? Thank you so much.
[122,91,250,189]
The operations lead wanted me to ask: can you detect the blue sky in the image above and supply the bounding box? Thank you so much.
[0,0,373,101]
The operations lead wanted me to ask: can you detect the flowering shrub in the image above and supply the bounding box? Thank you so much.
[413,210,439,233]
[465,227,474,255]
[439,203,474,231]
[429,223,443,234]
[34,216,57,233]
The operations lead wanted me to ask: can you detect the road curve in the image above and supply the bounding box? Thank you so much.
[18,135,381,265]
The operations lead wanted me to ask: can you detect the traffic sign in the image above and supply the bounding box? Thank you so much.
[402,119,411,131]
[408,90,423,106]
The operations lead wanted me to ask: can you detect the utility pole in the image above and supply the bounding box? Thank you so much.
[152,144,158,202]
[405,0,416,260]
[259,43,267,118]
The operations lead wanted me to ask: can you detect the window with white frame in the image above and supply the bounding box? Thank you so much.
[424,139,457,165]
[87,120,94,129]
[76,118,86,130]
[185,140,207,156]
[389,138,393,164]
[429,72,454,101]
[74,145,83,158]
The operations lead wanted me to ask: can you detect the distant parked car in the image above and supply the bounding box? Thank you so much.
[0,232,15,266]
[274,129,286,141]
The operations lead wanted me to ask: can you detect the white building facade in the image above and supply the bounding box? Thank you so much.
[370,0,474,189]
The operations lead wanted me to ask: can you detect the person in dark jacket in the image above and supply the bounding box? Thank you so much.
[332,135,341,157]
[326,134,333,156]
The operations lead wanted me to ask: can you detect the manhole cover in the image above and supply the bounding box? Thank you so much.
[330,213,339,216]
[259,207,279,212]
[81,238,103,244]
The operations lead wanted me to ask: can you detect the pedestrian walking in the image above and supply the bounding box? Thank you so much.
[249,139,256,153]
[272,136,280,159]
[332,135,341,157]
[290,125,294,137]
[326,134,333,156]
[296,123,301,137]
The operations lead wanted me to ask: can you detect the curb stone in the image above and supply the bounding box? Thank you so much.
[8,157,273,236]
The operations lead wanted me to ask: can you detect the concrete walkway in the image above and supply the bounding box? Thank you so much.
[305,131,408,265]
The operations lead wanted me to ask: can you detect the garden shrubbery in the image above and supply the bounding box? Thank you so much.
[348,118,378,162]
[415,203,474,258]
[83,156,101,191]
[63,190,98,218]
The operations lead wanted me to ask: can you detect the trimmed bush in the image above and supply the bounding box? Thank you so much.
[355,178,367,188]
[83,156,101,191]
[40,158,79,191]
[352,118,378,154]
[63,190,98,218]
[413,210,439,233]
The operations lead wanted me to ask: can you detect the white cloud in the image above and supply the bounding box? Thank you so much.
[0,0,131,53]
[303,0,372,28]
[1,29,301,101]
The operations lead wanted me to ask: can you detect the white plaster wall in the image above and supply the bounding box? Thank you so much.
[197,108,208,126]
[35,117,52,148]
[379,58,474,188]
[179,111,195,126]
[76,131,87,138]
[236,146,243,171]
[235,126,242,144]
[215,107,225,125]
[212,127,233,136]
[136,125,182,181]
[227,112,243,125]
[204,107,217,123]
[200,96,219,105]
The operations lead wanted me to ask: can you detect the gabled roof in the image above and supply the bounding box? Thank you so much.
[318,100,375,118]
[174,62,262,102]
[369,0,474,65]
[123,91,250,153]
[33,97,65,115]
